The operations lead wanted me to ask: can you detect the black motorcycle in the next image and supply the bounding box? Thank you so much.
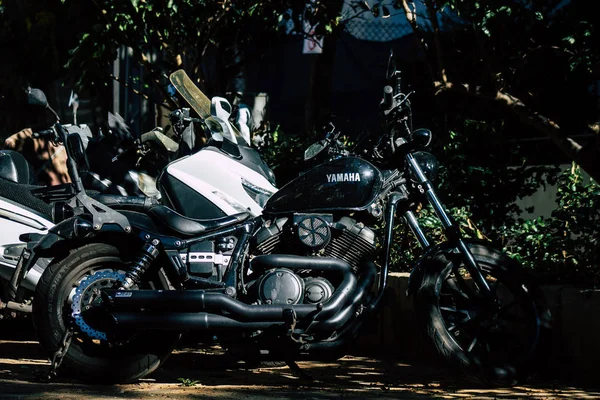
[16,52,551,385]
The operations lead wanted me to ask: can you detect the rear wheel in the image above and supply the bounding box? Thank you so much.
[33,243,180,383]
[414,243,552,385]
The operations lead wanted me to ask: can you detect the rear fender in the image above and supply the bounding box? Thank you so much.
[31,216,124,259]
[9,212,150,302]
[24,212,148,274]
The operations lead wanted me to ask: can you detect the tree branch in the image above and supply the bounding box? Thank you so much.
[423,0,447,85]
[90,0,175,108]
[434,81,600,182]
[400,0,435,81]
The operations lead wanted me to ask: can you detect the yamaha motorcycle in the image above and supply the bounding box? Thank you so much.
[17,54,551,385]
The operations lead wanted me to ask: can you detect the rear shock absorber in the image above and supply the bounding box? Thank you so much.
[121,243,160,290]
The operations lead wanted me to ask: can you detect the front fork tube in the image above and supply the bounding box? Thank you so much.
[404,210,430,249]
[405,153,495,302]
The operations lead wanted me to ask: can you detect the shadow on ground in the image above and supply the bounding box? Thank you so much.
[1,318,599,399]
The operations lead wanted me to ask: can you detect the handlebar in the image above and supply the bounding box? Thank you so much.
[111,141,141,163]
[32,128,57,141]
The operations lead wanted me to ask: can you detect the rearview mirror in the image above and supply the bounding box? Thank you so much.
[386,49,397,81]
[27,88,49,108]
[304,141,327,161]
[26,87,60,121]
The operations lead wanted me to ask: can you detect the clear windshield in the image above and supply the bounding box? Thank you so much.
[169,69,246,145]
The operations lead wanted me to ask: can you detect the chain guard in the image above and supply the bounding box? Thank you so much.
[71,270,125,341]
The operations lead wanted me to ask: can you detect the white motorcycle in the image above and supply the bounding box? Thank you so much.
[0,139,162,315]
[0,150,53,313]
[1,75,277,316]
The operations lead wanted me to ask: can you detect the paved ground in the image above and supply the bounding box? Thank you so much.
[1,319,599,399]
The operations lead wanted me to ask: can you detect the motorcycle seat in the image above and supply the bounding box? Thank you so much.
[147,205,250,237]
[91,194,159,213]
[0,177,52,220]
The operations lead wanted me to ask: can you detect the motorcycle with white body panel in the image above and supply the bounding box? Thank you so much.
[0,155,53,312]
[157,76,277,220]
[2,84,274,316]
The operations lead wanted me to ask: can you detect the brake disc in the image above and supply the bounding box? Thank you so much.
[71,270,125,341]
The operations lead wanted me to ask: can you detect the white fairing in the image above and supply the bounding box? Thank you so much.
[0,198,53,289]
[165,149,277,217]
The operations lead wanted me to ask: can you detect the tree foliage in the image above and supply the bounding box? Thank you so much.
[424,0,599,182]
[61,0,344,99]
[64,0,279,97]
[377,0,600,285]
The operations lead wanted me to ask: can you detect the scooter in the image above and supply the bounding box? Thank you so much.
[0,149,53,314]
[0,94,164,315]
[0,141,164,317]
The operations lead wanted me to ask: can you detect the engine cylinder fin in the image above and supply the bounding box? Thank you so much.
[324,230,376,271]
[254,217,376,272]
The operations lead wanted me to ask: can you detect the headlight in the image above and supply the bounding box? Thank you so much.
[410,151,439,182]
[241,178,274,208]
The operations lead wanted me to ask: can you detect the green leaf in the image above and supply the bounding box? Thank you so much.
[248,4,258,16]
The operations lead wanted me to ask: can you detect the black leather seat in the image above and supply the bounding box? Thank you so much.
[91,194,159,213]
[147,205,250,237]
[0,177,52,219]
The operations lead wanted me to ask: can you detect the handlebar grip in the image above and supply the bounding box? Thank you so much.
[33,128,55,139]
[383,85,394,109]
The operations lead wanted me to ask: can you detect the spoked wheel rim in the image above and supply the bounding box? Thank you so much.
[437,257,542,377]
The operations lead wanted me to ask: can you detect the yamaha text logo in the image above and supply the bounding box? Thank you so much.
[326,172,361,183]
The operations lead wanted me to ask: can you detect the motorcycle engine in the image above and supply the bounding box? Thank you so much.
[250,268,336,305]
[248,215,376,305]
[254,215,377,271]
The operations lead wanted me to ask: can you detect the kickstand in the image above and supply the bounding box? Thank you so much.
[285,360,313,381]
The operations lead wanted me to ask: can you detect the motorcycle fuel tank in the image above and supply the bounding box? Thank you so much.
[264,157,383,215]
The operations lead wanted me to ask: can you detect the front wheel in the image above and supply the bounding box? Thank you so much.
[33,243,180,383]
[414,243,552,385]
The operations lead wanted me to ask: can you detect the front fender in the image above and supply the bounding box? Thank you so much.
[407,239,490,296]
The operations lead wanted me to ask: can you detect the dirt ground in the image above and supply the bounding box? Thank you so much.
[1,319,599,400]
